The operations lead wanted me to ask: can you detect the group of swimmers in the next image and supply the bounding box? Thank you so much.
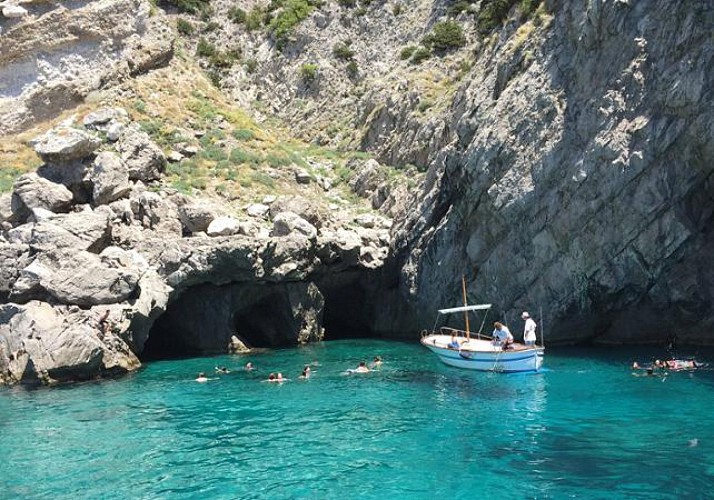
[195,356,383,383]
[631,358,702,376]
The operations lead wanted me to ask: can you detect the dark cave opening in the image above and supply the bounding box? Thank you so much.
[316,271,379,341]
[141,274,382,361]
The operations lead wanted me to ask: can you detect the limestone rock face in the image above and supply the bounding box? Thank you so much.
[0,0,174,135]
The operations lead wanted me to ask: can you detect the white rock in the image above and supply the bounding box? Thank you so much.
[207,216,240,236]
[3,5,28,18]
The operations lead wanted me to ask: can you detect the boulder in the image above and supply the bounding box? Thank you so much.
[90,151,131,205]
[2,5,28,18]
[0,301,140,385]
[177,201,222,234]
[268,195,327,229]
[106,121,124,142]
[271,211,317,239]
[246,203,270,218]
[30,127,101,164]
[207,216,240,237]
[28,210,112,253]
[11,173,74,222]
[116,124,166,182]
[13,250,140,306]
[83,108,117,129]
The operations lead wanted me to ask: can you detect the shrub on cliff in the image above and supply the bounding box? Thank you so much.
[177,18,194,35]
[478,0,517,31]
[422,21,466,51]
[333,42,355,61]
[269,0,319,49]
[159,0,210,14]
[299,63,319,82]
[229,6,247,24]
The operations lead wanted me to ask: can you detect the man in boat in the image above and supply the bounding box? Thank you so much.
[447,334,462,349]
[492,322,514,349]
[521,312,537,346]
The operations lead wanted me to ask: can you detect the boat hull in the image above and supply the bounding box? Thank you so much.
[421,334,544,373]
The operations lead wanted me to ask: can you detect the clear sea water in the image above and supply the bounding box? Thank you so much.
[2,339,714,499]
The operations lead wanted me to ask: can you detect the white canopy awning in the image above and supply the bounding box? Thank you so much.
[438,304,492,314]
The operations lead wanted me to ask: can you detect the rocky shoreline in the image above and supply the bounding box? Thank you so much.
[0,109,397,385]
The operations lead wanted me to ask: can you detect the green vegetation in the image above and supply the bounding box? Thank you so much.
[210,47,241,68]
[299,63,319,82]
[346,61,359,77]
[400,46,417,60]
[410,47,431,64]
[176,18,194,35]
[332,42,355,61]
[423,21,466,51]
[228,6,247,24]
[159,0,210,14]
[232,128,255,141]
[392,3,402,15]
[268,0,320,49]
[337,0,356,7]
[244,58,258,73]
[245,7,267,30]
[0,167,25,192]
[196,38,216,58]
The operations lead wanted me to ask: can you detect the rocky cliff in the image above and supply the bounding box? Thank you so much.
[384,0,714,345]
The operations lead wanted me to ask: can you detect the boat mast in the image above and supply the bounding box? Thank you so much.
[462,275,470,340]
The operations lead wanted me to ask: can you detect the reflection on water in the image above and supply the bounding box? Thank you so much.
[1,340,714,499]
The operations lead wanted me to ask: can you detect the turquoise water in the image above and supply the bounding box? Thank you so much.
[2,340,714,499]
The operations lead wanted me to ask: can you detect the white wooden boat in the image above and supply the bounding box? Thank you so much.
[420,304,544,373]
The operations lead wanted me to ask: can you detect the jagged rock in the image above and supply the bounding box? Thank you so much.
[83,108,117,128]
[0,301,140,385]
[294,169,312,184]
[116,124,166,182]
[106,121,125,142]
[349,159,384,198]
[227,335,250,353]
[0,243,31,297]
[5,224,33,245]
[27,210,112,253]
[268,195,327,229]
[271,212,318,239]
[246,203,270,218]
[90,151,131,206]
[207,216,240,237]
[129,189,182,236]
[15,250,140,306]
[177,201,222,234]
[30,127,101,164]
[0,193,14,225]
[11,173,74,222]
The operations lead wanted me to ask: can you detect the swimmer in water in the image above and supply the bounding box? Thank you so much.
[195,372,209,383]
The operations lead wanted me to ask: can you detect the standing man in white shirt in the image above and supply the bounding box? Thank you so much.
[522,311,537,346]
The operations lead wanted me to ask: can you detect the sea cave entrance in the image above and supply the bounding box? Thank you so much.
[141,274,382,361]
